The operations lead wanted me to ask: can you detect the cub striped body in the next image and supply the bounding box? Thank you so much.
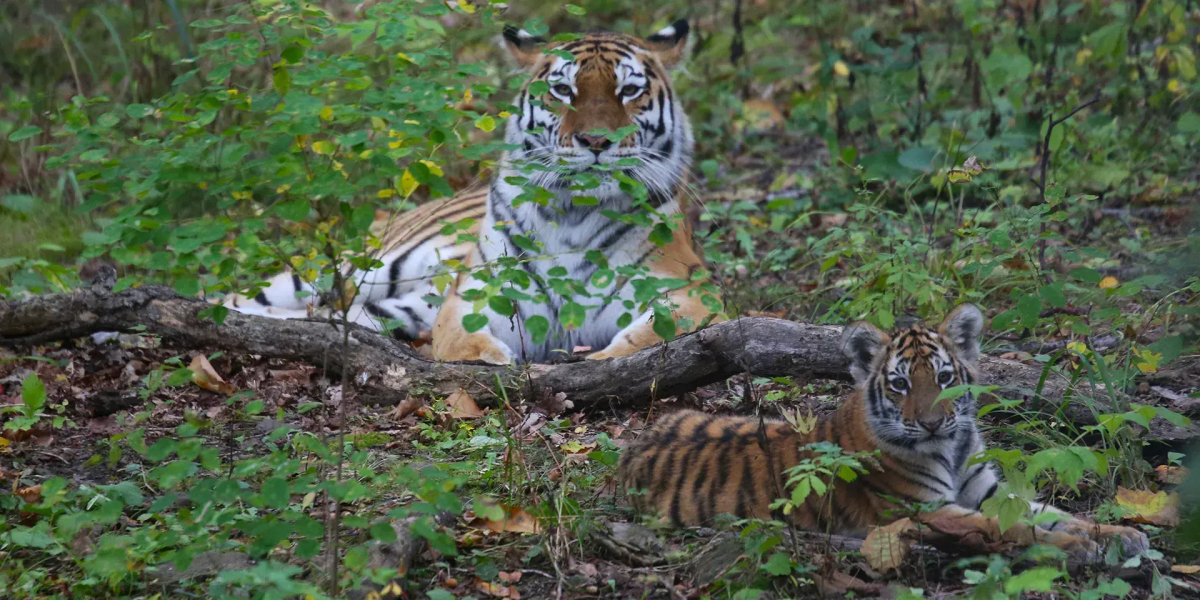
[619,305,1149,561]
[224,20,724,363]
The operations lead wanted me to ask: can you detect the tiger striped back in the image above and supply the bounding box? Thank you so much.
[618,305,992,534]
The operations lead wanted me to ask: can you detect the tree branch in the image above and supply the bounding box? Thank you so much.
[1,287,1192,438]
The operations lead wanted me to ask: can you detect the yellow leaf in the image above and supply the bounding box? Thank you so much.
[1133,347,1162,374]
[198,182,207,190]
[226,88,239,95]
[388,139,404,149]
[498,111,511,118]
[446,389,486,419]
[1168,79,1183,94]
[1076,48,1093,66]
[948,169,972,184]
[475,115,496,132]
[833,60,850,77]
[377,189,396,198]
[370,116,386,130]
[320,106,333,121]
[456,0,476,13]
[862,518,914,573]
[1116,487,1180,527]
[312,140,336,155]
[0,437,10,447]
[1099,276,1119,289]
[400,169,419,198]
[301,268,318,283]
[188,354,236,395]
[419,160,444,177]
[463,88,473,104]
[395,52,413,64]
[1172,565,1200,574]
[276,184,291,193]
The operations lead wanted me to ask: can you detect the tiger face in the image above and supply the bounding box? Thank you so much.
[500,21,692,204]
[839,305,985,454]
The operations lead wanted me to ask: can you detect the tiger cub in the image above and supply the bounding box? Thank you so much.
[224,21,723,364]
[619,305,1149,562]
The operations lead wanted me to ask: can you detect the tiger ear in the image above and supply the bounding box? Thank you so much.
[644,19,689,68]
[840,322,889,384]
[939,304,985,366]
[502,24,546,69]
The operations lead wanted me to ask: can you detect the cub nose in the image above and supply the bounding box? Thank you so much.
[574,133,612,154]
[918,417,945,433]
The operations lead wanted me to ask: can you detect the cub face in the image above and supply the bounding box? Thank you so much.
[840,304,986,453]
[500,21,693,204]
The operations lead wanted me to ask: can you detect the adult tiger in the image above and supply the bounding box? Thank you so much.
[618,305,1149,562]
[224,20,722,364]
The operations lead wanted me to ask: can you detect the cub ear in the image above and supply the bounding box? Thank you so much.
[840,322,888,383]
[939,304,985,366]
[502,24,547,69]
[644,19,689,68]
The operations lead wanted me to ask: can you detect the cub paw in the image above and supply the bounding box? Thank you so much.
[1094,524,1150,558]
[1044,531,1103,564]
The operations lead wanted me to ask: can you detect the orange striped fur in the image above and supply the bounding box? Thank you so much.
[619,305,1150,562]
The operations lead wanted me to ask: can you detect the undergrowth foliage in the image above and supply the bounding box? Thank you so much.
[0,0,1198,598]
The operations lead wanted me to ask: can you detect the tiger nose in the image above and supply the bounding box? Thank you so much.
[918,417,945,433]
[574,133,612,154]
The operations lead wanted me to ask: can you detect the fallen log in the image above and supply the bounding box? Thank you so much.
[0,286,1192,437]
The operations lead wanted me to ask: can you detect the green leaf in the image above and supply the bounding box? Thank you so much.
[125,104,154,118]
[560,302,586,331]
[475,115,496,132]
[649,223,674,247]
[2,194,37,215]
[564,4,587,15]
[272,199,309,222]
[762,551,792,576]
[281,45,305,63]
[370,521,398,543]
[261,477,289,509]
[1069,267,1103,285]
[273,67,291,95]
[1016,293,1041,329]
[462,313,488,333]
[344,545,369,570]
[8,126,42,142]
[21,373,46,413]
[351,204,375,231]
[897,146,936,171]
[652,303,676,342]
[174,275,200,297]
[1179,113,1200,134]
[1004,567,1063,594]
[526,315,550,344]
[1038,282,1066,308]
[488,295,515,317]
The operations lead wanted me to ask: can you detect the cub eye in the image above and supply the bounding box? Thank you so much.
[938,371,955,386]
[552,84,573,97]
[888,378,909,394]
[619,84,642,98]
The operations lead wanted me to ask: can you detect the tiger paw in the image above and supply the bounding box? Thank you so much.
[1043,530,1104,565]
[1092,524,1150,559]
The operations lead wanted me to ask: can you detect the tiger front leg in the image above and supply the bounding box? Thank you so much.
[430,292,515,365]
[588,285,724,361]
[913,503,1104,564]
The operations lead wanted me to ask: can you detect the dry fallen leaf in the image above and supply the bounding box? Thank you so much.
[188,355,235,395]
[862,518,914,573]
[1157,465,1188,485]
[15,484,42,504]
[1116,487,1180,527]
[388,396,426,421]
[737,98,785,132]
[446,389,486,419]
[1172,565,1200,574]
